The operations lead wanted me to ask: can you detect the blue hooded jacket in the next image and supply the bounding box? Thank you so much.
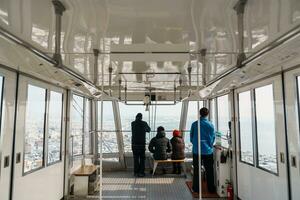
[190,117,215,155]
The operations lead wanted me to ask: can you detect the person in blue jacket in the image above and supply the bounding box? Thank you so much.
[190,107,215,193]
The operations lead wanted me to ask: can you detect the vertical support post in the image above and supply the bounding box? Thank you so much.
[112,100,126,168]
[196,53,202,200]
[93,49,100,86]
[234,0,247,67]
[99,50,105,200]
[63,89,71,197]
[179,100,189,138]
[92,100,98,164]
[52,0,65,66]
[230,90,239,198]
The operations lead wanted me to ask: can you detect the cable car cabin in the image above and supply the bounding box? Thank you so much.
[0,0,300,200]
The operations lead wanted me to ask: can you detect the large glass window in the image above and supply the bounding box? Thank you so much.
[119,102,150,152]
[47,91,63,164]
[185,101,203,152]
[155,102,182,139]
[217,95,230,148]
[24,85,46,173]
[238,91,254,164]
[71,95,84,156]
[210,99,217,128]
[97,101,118,154]
[255,84,277,173]
[84,99,92,155]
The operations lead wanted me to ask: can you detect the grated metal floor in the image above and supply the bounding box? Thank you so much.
[70,171,224,200]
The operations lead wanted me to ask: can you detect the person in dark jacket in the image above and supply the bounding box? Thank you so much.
[148,126,172,160]
[131,113,151,177]
[170,130,185,174]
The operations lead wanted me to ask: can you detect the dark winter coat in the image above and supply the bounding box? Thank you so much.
[148,131,172,160]
[170,136,185,160]
[131,117,151,150]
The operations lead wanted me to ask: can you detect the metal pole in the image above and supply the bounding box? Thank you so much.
[99,55,104,200]
[52,0,65,67]
[196,53,202,200]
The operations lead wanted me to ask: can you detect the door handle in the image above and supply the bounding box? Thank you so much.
[16,152,21,164]
[291,155,297,168]
[280,152,285,163]
[4,156,9,168]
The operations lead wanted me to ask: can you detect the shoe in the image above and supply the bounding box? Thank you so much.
[138,173,145,177]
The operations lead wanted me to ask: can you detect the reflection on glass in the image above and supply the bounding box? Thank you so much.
[238,91,254,164]
[0,0,9,25]
[71,95,84,156]
[32,25,49,48]
[73,35,85,53]
[24,85,46,173]
[74,57,85,74]
[291,1,300,23]
[84,99,92,155]
[186,101,204,152]
[97,101,118,154]
[119,102,150,152]
[47,91,63,164]
[251,28,269,49]
[255,84,277,173]
[217,95,230,148]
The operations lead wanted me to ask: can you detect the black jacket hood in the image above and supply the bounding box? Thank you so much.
[156,131,166,138]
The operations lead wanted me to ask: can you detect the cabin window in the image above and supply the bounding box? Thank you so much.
[47,91,63,164]
[217,95,230,148]
[84,99,92,155]
[255,84,278,173]
[71,94,84,156]
[155,102,182,139]
[209,99,217,128]
[119,102,150,152]
[24,85,46,173]
[238,91,254,165]
[97,101,118,154]
[186,101,204,152]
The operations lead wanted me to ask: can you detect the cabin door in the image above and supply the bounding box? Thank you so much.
[234,75,289,200]
[0,68,17,200]
[284,68,300,200]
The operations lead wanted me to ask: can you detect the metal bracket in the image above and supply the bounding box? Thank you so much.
[233,0,247,15]
[52,0,66,16]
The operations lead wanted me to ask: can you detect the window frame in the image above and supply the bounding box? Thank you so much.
[70,93,85,157]
[23,83,48,175]
[216,94,230,148]
[46,90,64,166]
[254,83,279,176]
[22,79,66,175]
[237,90,255,166]
[84,98,93,155]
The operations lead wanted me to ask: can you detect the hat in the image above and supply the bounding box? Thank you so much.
[173,130,181,137]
